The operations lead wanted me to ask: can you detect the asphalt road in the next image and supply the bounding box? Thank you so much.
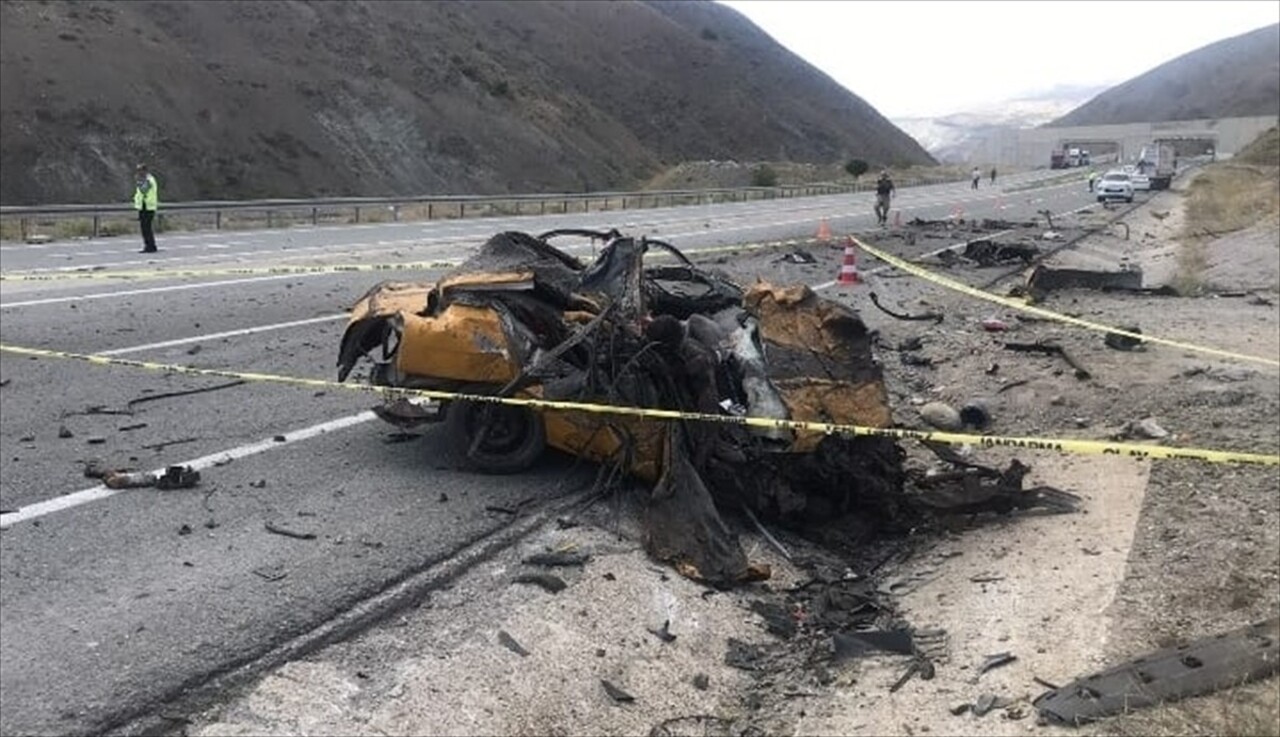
[0,169,1117,735]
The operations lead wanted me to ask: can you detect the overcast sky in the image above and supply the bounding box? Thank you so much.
[717,1,1279,119]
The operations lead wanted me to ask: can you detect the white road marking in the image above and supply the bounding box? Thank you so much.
[96,314,348,356]
[0,411,377,528]
[0,274,318,308]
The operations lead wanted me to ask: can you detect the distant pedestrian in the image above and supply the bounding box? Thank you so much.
[1087,168,1098,192]
[989,167,997,185]
[133,163,159,253]
[873,170,895,226]
[971,167,981,189]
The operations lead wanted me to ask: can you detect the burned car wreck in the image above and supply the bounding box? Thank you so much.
[338,229,1076,586]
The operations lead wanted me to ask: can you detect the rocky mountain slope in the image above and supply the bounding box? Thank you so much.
[0,0,933,205]
[1049,23,1280,127]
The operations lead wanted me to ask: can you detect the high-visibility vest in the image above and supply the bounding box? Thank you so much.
[133,174,159,211]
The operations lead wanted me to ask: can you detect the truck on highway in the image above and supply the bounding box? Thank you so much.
[1136,142,1176,190]
[1050,147,1089,169]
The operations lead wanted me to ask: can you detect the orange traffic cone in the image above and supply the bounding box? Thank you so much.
[816,218,833,242]
[837,237,860,285]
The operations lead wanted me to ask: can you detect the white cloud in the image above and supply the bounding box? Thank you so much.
[717,0,1279,117]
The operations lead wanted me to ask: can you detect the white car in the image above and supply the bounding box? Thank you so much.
[1096,171,1134,203]
[1129,172,1151,191]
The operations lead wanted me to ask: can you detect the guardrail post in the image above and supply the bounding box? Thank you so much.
[215,210,221,230]
[563,200,568,214]
[20,217,27,241]
[540,201,546,215]
[392,205,399,222]
[311,207,318,226]
[268,210,274,228]
[621,197,626,210]
[92,215,100,238]
[459,202,464,219]
[428,203,434,220]
[354,206,361,224]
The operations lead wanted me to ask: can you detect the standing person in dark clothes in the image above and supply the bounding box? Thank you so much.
[873,170,895,226]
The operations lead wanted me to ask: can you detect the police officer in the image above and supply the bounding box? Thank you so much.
[133,163,159,253]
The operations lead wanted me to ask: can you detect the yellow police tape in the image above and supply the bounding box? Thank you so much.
[851,237,1280,369]
[1,342,1275,467]
[0,260,463,282]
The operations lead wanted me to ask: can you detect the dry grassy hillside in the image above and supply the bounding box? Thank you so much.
[1050,23,1279,126]
[0,0,934,205]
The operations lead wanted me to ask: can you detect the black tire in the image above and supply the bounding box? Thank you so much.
[1126,196,1134,203]
[442,389,546,474]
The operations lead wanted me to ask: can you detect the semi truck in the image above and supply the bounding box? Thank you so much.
[1136,142,1176,190]
[1050,147,1091,169]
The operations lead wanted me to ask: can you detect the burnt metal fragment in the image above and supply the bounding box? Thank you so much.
[497,630,530,657]
[1003,341,1091,380]
[1026,264,1143,295]
[647,619,677,644]
[156,465,200,490]
[963,239,1040,266]
[1104,326,1144,351]
[1034,617,1280,725]
[869,292,944,323]
[832,629,916,661]
[724,638,765,671]
[750,601,797,639]
[513,573,567,593]
[263,521,316,540]
[979,651,1017,675]
[601,679,635,703]
[523,551,591,567]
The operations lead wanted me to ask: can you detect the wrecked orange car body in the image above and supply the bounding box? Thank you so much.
[337,228,905,585]
[337,229,892,481]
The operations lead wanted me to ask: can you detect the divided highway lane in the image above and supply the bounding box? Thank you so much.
[0,310,595,736]
[0,170,1084,274]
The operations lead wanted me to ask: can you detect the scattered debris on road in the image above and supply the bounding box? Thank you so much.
[523,550,591,567]
[1104,326,1144,351]
[497,630,530,657]
[600,679,635,704]
[513,572,567,594]
[103,470,157,489]
[156,465,200,490]
[263,520,317,540]
[1004,340,1092,380]
[978,651,1017,675]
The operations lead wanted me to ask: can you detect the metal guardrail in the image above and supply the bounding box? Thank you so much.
[0,177,966,240]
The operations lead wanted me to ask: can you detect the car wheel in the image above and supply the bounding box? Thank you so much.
[442,387,546,474]
[1097,197,1104,203]
[1126,196,1134,203]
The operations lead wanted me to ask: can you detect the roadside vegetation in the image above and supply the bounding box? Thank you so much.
[1175,126,1280,294]
[1095,678,1280,737]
